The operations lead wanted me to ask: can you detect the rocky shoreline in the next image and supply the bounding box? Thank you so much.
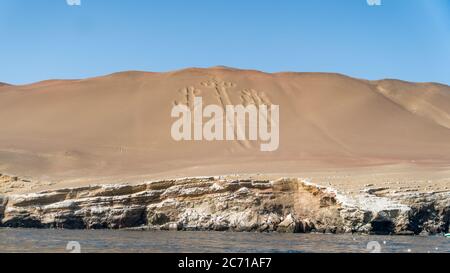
[0,176,448,235]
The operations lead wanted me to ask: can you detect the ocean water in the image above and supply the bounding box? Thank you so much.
[0,229,448,253]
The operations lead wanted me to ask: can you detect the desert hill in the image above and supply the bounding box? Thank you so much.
[0,67,449,185]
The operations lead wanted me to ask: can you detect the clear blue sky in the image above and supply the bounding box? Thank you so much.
[1,0,449,85]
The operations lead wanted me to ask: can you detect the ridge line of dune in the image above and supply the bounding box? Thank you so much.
[372,84,450,130]
[2,67,450,88]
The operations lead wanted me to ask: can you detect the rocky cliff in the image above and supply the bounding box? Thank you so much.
[0,176,448,235]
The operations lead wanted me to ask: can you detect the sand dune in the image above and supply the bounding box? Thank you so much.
[375,80,450,129]
[0,67,449,185]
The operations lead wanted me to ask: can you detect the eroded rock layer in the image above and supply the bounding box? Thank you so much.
[0,177,448,235]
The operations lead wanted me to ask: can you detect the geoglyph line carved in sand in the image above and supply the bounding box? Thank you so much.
[201,78,236,110]
[201,79,250,149]
[171,79,280,152]
[241,88,272,107]
[174,86,202,109]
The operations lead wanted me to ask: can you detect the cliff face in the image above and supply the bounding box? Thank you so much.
[0,176,448,235]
